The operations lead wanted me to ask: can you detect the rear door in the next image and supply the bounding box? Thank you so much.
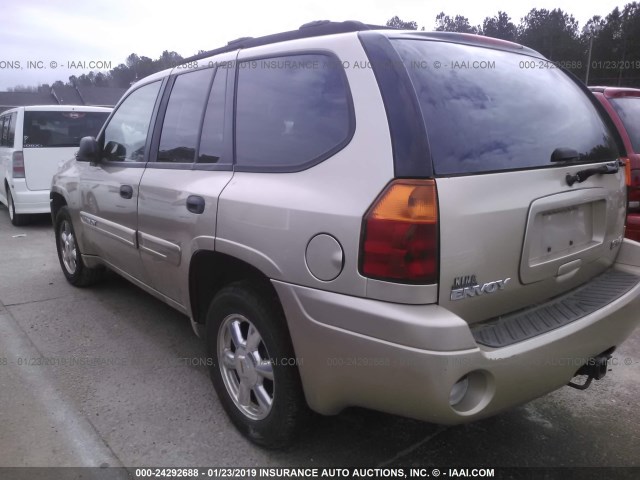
[22,109,109,190]
[137,60,234,308]
[392,39,626,324]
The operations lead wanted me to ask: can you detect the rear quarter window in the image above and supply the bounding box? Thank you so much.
[235,53,353,171]
[391,40,618,175]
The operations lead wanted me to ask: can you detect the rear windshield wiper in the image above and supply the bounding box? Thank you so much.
[566,162,619,186]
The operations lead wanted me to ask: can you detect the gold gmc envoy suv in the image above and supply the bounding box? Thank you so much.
[50,21,640,447]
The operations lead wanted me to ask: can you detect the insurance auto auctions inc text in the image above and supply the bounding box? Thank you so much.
[252,468,494,478]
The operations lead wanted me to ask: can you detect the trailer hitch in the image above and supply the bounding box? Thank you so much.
[567,351,613,390]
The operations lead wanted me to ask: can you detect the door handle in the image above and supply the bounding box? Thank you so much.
[120,185,134,199]
[186,195,205,214]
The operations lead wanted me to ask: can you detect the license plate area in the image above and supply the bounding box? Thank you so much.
[520,191,608,284]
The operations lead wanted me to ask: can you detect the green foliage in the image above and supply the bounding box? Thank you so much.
[434,12,479,34]
[517,8,581,61]
[586,3,640,86]
[386,16,418,30]
[481,11,517,41]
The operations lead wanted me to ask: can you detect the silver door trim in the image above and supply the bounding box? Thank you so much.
[80,211,137,247]
[138,231,182,266]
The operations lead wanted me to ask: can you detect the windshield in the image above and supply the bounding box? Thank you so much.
[23,111,109,148]
[391,39,619,175]
[610,97,640,153]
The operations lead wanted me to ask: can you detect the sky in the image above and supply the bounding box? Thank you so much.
[0,0,630,90]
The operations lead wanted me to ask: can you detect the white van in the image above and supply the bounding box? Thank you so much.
[0,105,111,225]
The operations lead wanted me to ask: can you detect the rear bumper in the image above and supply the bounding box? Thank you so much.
[9,180,50,214]
[627,213,640,242]
[273,239,640,424]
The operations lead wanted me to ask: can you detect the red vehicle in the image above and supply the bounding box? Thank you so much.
[590,86,640,242]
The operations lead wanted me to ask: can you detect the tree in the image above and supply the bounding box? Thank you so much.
[518,8,582,61]
[481,11,517,41]
[617,2,640,86]
[435,12,479,33]
[94,72,109,87]
[156,50,184,70]
[110,63,136,88]
[386,16,418,30]
[125,53,155,81]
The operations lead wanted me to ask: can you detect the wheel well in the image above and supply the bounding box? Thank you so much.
[189,251,278,325]
[50,192,67,223]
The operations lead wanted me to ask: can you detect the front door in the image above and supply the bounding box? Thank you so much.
[79,80,163,283]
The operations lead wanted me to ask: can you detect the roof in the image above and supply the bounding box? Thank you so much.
[385,31,541,56]
[24,105,112,112]
[0,105,112,116]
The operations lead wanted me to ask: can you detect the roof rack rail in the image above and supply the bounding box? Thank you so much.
[227,36,254,46]
[183,20,393,63]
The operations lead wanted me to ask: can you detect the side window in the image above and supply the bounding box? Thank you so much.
[158,68,214,163]
[7,112,17,146]
[235,54,352,170]
[198,68,227,163]
[102,81,161,162]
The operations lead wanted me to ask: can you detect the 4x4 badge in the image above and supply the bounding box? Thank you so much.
[450,275,511,301]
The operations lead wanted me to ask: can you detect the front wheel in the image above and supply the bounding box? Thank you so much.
[55,206,104,287]
[206,281,309,448]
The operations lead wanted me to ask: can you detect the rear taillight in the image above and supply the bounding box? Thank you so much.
[360,179,438,284]
[622,157,640,212]
[12,151,25,178]
[629,168,640,212]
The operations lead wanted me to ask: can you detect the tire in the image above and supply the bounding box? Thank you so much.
[54,206,104,287]
[205,281,309,448]
[6,187,28,226]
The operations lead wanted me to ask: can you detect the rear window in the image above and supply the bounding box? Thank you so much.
[391,40,618,175]
[23,111,109,148]
[610,97,640,153]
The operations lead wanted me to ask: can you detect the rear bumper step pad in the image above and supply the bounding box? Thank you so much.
[471,270,640,348]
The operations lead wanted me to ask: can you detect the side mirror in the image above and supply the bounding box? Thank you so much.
[76,136,99,163]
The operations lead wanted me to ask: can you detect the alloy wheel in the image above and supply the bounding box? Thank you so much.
[218,314,275,420]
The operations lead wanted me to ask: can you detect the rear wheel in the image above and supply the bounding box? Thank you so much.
[6,187,28,226]
[55,206,104,286]
[206,281,308,448]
